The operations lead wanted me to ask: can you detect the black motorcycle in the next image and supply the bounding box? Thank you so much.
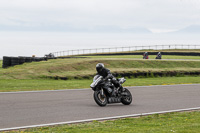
[155,52,162,59]
[90,75,132,107]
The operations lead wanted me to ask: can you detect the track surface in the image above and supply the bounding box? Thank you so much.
[0,84,200,130]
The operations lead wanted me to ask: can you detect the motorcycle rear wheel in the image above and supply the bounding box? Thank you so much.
[94,91,108,107]
[121,88,132,105]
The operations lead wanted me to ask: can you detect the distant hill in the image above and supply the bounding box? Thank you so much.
[0,24,152,33]
[123,27,152,33]
[175,25,200,34]
[91,25,152,33]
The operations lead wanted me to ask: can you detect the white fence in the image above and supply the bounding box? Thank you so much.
[51,44,200,57]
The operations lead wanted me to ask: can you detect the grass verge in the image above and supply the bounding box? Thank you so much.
[6,111,200,133]
[0,76,199,92]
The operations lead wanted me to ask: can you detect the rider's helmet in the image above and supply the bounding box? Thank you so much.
[96,63,104,72]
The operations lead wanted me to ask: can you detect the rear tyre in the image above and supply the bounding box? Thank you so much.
[94,90,108,107]
[121,88,132,105]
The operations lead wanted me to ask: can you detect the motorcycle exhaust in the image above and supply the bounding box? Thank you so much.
[108,97,121,103]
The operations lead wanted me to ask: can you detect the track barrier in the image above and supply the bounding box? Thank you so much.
[2,56,48,68]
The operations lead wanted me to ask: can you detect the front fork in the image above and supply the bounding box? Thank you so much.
[100,88,105,98]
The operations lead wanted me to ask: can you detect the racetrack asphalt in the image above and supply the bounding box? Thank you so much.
[0,84,200,130]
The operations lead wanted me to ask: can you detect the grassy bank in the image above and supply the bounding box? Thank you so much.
[77,49,200,57]
[0,58,200,79]
[79,55,200,60]
[0,54,199,92]
[0,76,199,92]
[7,111,200,133]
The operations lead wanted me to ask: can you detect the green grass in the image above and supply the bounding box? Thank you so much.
[0,60,2,68]
[0,79,90,92]
[0,54,199,92]
[162,55,200,60]
[0,58,200,79]
[78,55,200,60]
[0,76,199,92]
[7,111,200,133]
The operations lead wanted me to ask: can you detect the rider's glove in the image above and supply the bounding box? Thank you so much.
[104,74,113,81]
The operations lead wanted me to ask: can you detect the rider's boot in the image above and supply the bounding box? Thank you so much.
[118,85,125,92]
[111,89,117,97]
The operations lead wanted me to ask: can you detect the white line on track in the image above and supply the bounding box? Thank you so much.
[0,84,200,94]
[0,107,200,132]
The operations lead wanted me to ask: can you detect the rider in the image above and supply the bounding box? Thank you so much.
[96,63,124,95]
[157,52,162,59]
[143,52,149,59]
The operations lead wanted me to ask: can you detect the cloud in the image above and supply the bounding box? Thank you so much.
[0,0,200,32]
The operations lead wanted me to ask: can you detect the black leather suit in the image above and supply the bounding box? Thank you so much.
[97,67,121,94]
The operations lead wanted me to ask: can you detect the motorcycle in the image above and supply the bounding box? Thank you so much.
[155,56,161,59]
[155,52,162,59]
[90,75,132,106]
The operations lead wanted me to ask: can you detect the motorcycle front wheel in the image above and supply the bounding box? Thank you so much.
[121,88,132,105]
[94,90,108,107]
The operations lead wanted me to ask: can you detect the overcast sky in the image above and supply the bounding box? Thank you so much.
[0,0,200,33]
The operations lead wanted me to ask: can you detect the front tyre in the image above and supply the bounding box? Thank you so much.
[94,91,108,107]
[121,88,132,105]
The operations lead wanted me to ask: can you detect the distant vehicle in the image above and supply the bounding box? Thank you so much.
[143,52,149,59]
[90,75,132,107]
[44,53,55,58]
[155,52,162,59]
